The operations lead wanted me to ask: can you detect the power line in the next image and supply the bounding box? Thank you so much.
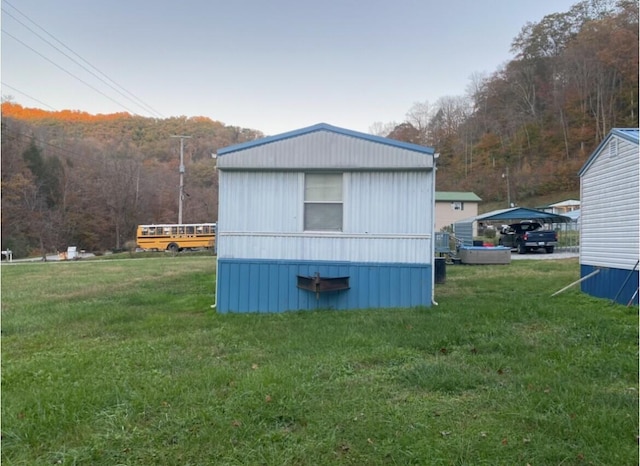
[2,0,165,119]
[1,82,57,111]
[2,29,143,116]
[1,6,165,119]
[2,126,89,160]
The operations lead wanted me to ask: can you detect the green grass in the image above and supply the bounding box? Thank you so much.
[2,257,637,465]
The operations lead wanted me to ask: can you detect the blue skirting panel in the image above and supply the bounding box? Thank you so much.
[216,258,432,313]
[580,264,639,305]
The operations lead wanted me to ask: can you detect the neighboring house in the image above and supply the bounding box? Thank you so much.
[215,123,437,313]
[578,128,639,305]
[435,191,482,233]
[540,200,581,231]
[542,199,581,214]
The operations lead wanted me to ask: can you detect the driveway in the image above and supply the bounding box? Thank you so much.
[510,250,578,260]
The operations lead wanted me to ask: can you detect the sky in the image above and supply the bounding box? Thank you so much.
[1,0,578,136]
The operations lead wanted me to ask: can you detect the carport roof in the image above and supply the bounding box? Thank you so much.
[457,207,572,225]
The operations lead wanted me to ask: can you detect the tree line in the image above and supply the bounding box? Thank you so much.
[1,110,262,257]
[376,0,638,202]
[1,0,637,258]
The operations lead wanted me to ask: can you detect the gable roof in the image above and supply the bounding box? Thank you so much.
[613,128,640,143]
[547,199,580,208]
[217,122,435,156]
[435,191,482,202]
[457,207,572,225]
[578,128,639,176]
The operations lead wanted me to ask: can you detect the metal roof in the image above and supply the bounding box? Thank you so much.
[456,207,572,225]
[435,191,482,202]
[613,128,639,143]
[578,128,639,176]
[217,122,436,156]
[547,199,580,208]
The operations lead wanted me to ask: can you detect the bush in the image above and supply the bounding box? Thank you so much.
[124,240,138,257]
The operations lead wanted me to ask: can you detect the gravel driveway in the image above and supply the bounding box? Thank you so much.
[510,250,578,260]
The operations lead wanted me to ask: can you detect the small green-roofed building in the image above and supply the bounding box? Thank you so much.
[435,191,482,232]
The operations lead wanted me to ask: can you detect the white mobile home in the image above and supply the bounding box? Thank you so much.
[578,128,639,305]
[215,123,436,313]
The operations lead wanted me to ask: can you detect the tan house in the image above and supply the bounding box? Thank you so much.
[435,191,482,232]
[542,199,580,214]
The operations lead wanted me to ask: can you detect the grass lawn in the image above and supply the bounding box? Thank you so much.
[1,256,637,465]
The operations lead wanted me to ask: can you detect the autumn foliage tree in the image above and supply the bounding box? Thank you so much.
[2,0,637,257]
[1,107,262,257]
[383,0,637,205]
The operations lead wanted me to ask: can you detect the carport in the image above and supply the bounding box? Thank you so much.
[454,207,572,247]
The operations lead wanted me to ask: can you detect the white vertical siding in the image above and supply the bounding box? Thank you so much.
[580,136,639,269]
[217,234,432,263]
[218,170,433,264]
[218,171,301,232]
[346,172,431,234]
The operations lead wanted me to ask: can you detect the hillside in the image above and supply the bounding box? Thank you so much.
[1,1,637,258]
[1,103,264,256]
[383,0,638,205]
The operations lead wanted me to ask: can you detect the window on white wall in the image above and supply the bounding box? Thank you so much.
[452,201,464,211]
[304,173,343,231]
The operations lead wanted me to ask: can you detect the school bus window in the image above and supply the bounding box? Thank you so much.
[135,223,217,252]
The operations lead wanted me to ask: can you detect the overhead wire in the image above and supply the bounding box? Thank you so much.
[2,126,93,160]
[2,29,144,116]
[1,0,165,119]
[1,6,165,119]
[1,82,57,111]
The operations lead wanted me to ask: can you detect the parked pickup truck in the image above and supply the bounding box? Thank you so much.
[498,221,558,254]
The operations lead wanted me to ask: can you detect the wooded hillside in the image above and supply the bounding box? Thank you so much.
[382,0,638,203]
[1,0,637,258]
[1,109,263,256]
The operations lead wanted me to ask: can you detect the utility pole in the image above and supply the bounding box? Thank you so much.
[502,166,511,208]
[171,135,191,224]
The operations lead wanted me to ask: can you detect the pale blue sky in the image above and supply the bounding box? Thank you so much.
[2,0,577,136]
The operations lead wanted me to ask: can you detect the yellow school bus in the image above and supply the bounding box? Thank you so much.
[136,223,216,252]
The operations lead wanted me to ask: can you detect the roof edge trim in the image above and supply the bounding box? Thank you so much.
[578,128,639,176]
[217,122,435,156]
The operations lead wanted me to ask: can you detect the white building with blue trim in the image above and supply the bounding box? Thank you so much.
[578,128,639,305]
[215,123,436,313]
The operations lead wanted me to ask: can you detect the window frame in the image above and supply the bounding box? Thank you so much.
[303,172,344,232]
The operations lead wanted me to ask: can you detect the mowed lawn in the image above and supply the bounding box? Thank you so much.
[1,256,637,465]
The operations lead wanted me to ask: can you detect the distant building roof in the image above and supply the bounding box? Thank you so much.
[548,199,580,208]
[435,191,482,202]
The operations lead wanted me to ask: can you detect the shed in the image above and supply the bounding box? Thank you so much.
[578,128,639,305]
[453,207,571,247]
[215,123,436,313]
